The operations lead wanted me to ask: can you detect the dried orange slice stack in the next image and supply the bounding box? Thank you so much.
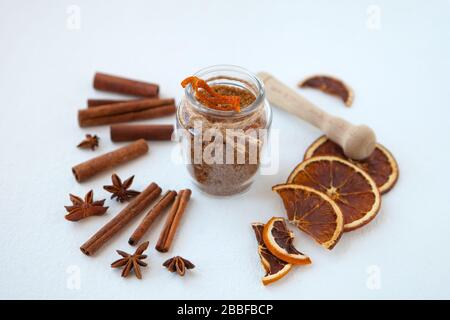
[272,136,397,248]
[304,136,399,194]
[287,156,381,231]
[252,219,311,285]
[254,136,397,284]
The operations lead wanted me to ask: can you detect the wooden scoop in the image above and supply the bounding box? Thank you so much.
[257,72,376,160]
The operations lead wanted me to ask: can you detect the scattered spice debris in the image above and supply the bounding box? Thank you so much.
[163,256,195,276]
[77,134,99,150]
[299,75,354,107]
[103,173,140,203]
[64,190,108,222]
[111,241,149,279]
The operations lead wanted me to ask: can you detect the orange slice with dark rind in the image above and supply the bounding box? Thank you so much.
[263,217,312,265]
[304,135,399,194]
[299,75,354,107]
[272,184,344,249]
[287,156,381,231]
[252,223,292,285]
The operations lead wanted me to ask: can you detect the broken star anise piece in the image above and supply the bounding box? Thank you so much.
[77,134,99,150]
[64,190,108,222]
[103,173,140,203]
[163,256,195,276]
[111,241,149,279]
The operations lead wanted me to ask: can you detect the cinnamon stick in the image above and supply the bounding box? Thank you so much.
[94,72,159,97]
[78,98,176,127]
[72,139,148,182]
[128,190,177,245]
[80,99,174,119]
[111,124,174,142]
[87,98,143,107]
[80,105,176,127]
[80,182,161,256]
[155,189,192,252]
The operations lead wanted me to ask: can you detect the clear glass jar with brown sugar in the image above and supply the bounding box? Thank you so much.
[176,65,272,196]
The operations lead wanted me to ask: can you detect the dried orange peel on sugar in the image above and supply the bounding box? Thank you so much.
[181,76,241,112]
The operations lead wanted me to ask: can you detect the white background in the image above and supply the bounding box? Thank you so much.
[1,0,449,299]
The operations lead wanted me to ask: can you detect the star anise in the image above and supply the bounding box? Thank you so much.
[64,190,108,221]
[77,134,99,150]
[103,173,140,203]
[111,241,149,279]
[163,256,195,276]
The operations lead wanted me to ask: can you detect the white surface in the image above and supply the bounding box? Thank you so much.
[1,0,449,300]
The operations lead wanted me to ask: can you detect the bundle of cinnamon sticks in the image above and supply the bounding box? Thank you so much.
[81,184,192,256]
[78,72,176,127]
[72,72,176,183]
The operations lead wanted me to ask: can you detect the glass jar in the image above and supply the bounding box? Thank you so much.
[176,65,272,196]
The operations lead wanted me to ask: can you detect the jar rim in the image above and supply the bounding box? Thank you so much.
[185,64,265,118]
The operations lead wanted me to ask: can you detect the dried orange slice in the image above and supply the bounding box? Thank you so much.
[252,223,292,285]
[299,75,354,107]
[263,217,312,265]
[287,156,381,231]
[272,184,344,249]
[304,136,399,194]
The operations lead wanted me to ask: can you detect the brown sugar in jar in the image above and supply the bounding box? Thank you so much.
[176,65,272,196]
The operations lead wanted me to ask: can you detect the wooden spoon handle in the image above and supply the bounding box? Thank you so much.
[257,71,376,160]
